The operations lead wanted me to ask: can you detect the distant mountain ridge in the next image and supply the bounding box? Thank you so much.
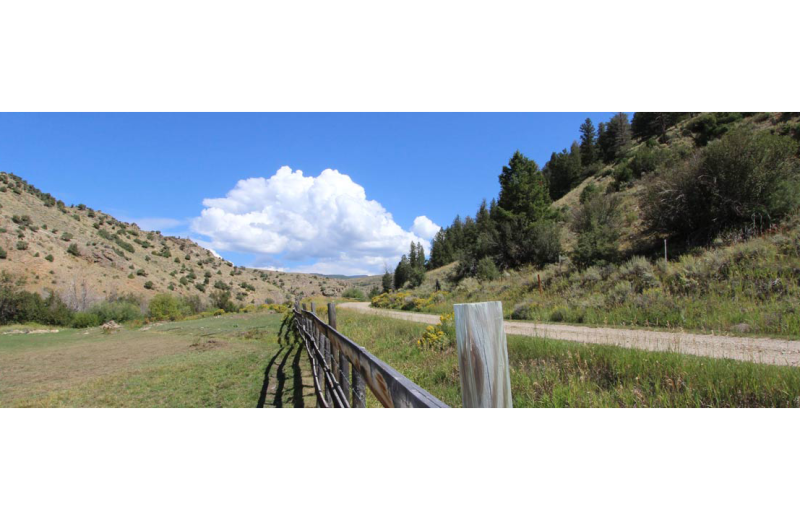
[311,273,370,279]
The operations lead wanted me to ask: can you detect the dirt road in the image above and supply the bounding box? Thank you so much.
[338,302,800,367]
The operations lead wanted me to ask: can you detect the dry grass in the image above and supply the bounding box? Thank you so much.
[1,311,313,407]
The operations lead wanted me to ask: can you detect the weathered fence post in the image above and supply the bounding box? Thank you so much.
[454,302,513,408]
[310,302,330,406]
[328,303,351,407]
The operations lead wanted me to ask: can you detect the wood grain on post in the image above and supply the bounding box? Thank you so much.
[454,302,513,408]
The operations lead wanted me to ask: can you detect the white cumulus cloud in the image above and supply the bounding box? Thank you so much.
[411,216,441,240]
[191,166,439,275]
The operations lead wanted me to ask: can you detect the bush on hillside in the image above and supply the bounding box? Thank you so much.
[210,289,238,313]
[571,191,623,267]
[476,256,500,281]
[642,128,800,244]
[67,243,79,256]
[341,287,366,300]
[0,247,6,259]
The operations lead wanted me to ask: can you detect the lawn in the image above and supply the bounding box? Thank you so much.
[334,309,800,407]
[1,311,314,407]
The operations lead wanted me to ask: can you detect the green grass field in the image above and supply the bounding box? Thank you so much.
[3,308,799,407]
[1,312,314,407]
[335,310,800,407]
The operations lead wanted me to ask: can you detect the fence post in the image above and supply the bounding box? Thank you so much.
[454,302,513,408]
[310,302,330,406]
[328,303,351,407]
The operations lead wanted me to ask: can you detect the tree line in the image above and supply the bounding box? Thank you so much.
[383,112,799,291]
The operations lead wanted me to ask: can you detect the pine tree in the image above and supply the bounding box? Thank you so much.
[381,269,393,293]
[598,113,631,162]
[544,143,582,201]
[393,255,411,290]
[610,112,631,157]
[497,151,552,223]
[579,118,597,165]
[415,242,425,269]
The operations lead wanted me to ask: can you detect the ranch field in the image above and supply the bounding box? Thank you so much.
[2,309,799,407]
[0,312,314,408]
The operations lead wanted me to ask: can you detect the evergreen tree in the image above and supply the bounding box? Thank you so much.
[544,143,582,201]
[632,112,689,141]
[497,151,552,222]
[393,255,411,290]
[381,269,393,293]
[579,118,597,165]
[415,242,425,269]
[474,199,497,261]
[598,113,631,162]
[610,112,631,157]
[429,228,451,268]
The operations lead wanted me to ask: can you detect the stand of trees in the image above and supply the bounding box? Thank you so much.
[383,113,795,291]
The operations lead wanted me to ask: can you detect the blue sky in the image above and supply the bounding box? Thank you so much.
[0,113,627,274]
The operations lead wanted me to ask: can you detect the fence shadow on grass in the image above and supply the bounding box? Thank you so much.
[257,315,311,408]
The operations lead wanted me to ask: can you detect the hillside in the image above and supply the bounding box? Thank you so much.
[0,172,351,309]
[374,112,800,338]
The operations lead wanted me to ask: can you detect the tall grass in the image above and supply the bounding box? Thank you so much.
[336,310,800,408]
[373,221,800,337]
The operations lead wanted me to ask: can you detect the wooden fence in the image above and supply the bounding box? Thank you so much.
[293,302,449,408]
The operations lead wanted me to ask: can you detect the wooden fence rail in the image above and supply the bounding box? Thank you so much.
[293,303,449,408]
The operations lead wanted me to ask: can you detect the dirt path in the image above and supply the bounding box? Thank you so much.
[338,302,800,367]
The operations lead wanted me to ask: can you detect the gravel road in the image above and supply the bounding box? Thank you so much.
[338,302,800,367]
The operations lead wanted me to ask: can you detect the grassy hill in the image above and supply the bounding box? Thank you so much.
[0,172,351,309]
[373,113,800,338]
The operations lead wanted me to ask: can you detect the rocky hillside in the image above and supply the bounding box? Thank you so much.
[0,173,351,309]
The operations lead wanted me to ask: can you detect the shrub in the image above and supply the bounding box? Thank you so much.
[341,287,366,300]
[115,237,135,253]
[628,145,670,178]
[528,221,562,267]
[407,267,426,288]
[67,243,79,256]
[476,257,500,281]
[642,128,800,243]
[60,232,73,241]
[148,293,189,321]
[43,253,54,262]
[210,289,238,313]
[0,247,6,259]
[182,294,204,314]
[136,269,147,276]
[71,312,100,328]
[144,281,154,290]
[689,113,729,146]
[571,192,622,267]
[16,241,28,250]
[416,313,455,350]
[88,300,143,323]
[0,275,74,326]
